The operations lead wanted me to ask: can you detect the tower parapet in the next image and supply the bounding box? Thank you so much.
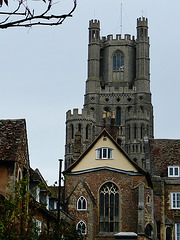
[65,108,95,169]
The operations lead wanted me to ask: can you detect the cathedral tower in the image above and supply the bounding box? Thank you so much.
[65,17,153,169]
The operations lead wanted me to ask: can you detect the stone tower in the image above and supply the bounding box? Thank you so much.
[65,17,153,169]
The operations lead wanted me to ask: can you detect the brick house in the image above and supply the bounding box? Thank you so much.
[0,119,72,234]
[0,119,30,196]
[149,139,180,240]
[64,129,154,240]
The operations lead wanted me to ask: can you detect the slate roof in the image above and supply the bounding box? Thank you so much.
[149,139,180,177]
[0,119,27,161]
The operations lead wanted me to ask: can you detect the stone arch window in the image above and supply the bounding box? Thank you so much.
[127,124,131,140]
[166,227,172,240]
[76,220,87,235]
[141,124,144,139]
[134,124,137,139]
[78,123,82,133]
[17,168,22,182]
[116,107,121,126]
[86,124,90,139]
[77,196,87,210]
[113,51,124,71]
[145,224,152,237]
[146,125,149,137]
[142,158,145,169]
[99,182,119,233]
[70,124,74,139]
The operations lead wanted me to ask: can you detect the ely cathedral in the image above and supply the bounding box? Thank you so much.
[65,17,153,170]
[64,17,180,240]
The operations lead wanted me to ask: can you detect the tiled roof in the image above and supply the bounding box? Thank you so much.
[0,119,26,161]
[149,139,180,177]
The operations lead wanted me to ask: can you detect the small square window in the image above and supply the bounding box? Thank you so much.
[168,166,179,177]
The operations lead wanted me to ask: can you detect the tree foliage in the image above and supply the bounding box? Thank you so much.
[0,0,76,28]
[0,178,84,240]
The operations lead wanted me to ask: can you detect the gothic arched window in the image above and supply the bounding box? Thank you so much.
[99,182,119,233]
[86,124,90,139]
[76,220,87,235]
[70,124,74,139]
[134,124,137,139]
[166,227,172,240]
[77,196,87,210]
[116,107,121,126]
[113,51,124,71]
[141,124,144,139]
[145,224,152,237]
[127,124,131,140]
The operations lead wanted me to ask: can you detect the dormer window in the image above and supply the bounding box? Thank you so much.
[168,166,179,177]
[96,148,113,159]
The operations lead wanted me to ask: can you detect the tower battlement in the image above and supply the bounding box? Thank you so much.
[137,17,148,27]
[89,19,100,29]
[101,34,135,43]
[66,108,95,122]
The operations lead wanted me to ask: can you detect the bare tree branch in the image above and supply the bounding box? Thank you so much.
[0,0,77,28]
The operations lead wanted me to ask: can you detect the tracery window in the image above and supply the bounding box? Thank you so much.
[113,51,124,71]
[77,196,87,210]
[99,182,119,233]
[76,220,87,235]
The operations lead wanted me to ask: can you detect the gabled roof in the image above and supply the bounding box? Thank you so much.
[66,179,96,205]
[64,129,147,176]
[149,139,180,176]
[0,119,29,166]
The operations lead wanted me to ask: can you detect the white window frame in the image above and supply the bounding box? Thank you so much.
[96,148,113,159]
[168,166,179,177]
[76,220,87,235]
[77,196,87,211]
[171,193,180,209]
[175,223,180,240]
[35,219,42,235]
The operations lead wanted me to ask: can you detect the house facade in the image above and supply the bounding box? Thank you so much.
[64,129,154,240]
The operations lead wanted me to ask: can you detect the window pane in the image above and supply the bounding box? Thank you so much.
[103,148,107,158]
[113,56,116,70]
[110,222,114,232]
[108,149,112,159]
[100,193,104,221]
[170,168,173,176]
[175,167,179,176]
[117,54,120,70]
[105,193,109,220]
[110,193,114,221]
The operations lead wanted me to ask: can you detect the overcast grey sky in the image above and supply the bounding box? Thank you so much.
[0,0,179,185]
